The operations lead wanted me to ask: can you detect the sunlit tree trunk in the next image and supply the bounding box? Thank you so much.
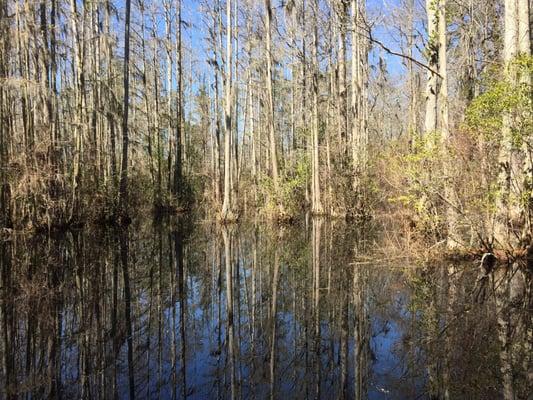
[163,1,173,198]
[104,1,117,194]
[265,0,282,211]
[174,0,183,197]
[495,0,531,248]
[517,0,531,237]
[164,2,173,195]
[0,0,10,228]
[437,1,460,249]
[118,0,132,216]
[214,69,222,205]
[336,1,348,160]
[221,0,234,219]
[351,0,368,200]
[68,0,83,217]
[311,0,324,215]
[407,0,417,140]
[232,0,240,206]
[437,1,448,137]
[424,0,439,135]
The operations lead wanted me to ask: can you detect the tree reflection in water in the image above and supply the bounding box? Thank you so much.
[0,218,530,399]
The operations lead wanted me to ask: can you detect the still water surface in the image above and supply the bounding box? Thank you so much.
[0,218,530,399]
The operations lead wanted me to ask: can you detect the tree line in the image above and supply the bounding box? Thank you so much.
[0,0,531,253]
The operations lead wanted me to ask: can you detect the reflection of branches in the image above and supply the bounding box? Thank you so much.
[6,221,529,399]
[269,247,280,400]
[120,228,135,400]
[222,227,237,400]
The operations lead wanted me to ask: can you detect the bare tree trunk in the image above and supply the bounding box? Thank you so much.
[118,0,132,217]
[424,0,438,135]
[214,68,222,205]
[407,0,417,140]
[351,0,365,198]
[165,0,173,199]
[311,0,323,215]
[495,0,531,247]
[221,0,235,220]
[437,1,459,249]
[336,2,348,161]
[265,0,282,212]
[0,0,11,228]
[250,78,258,205]
[232,0,239,207]
[68,0,83,218]
[518,0,532,237]
[174,0,183,197]
[438,1,449,138]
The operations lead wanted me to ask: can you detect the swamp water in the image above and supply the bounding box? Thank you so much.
[0,218,530,399]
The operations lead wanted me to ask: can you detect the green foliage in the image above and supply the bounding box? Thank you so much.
[259,152,310,217]
[465,55,533,146]
[387,132,446,234]
[281,155,309,211]
[385,56,532,246]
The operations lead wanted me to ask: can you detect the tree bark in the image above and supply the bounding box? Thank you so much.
[118,0,132,216]
[424,0,438,134]
[174,0,183,197]
[221,0,234,219]
[311,0,323,215]
[337,1,348,160]
[265,0,282,210]
[494,0,531,247]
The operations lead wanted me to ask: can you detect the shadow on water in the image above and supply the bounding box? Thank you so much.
[0,218,530,399]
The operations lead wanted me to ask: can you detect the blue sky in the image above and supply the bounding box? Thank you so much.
[177,0,425,83]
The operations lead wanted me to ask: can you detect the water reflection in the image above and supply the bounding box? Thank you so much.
[0,219,530,399]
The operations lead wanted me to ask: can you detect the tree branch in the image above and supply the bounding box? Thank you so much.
[364,29,442,78]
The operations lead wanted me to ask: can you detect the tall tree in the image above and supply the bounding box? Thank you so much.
[174,0,183,196]
[351,0,368,201]
[336,1,349,159]
[424,0,439,135]
[494,0,531,247]
[118,0,132,216]
[0,0,10,228]
[221,0,235,220]
[265,0,282,211]
[311,0,324,214]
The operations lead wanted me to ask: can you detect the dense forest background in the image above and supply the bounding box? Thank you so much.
[0,0,531,253]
